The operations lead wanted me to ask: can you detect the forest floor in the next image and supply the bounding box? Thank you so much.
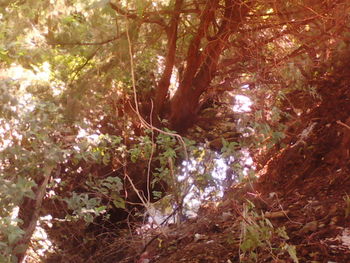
[123,83,350,263]
[132,162,350,263]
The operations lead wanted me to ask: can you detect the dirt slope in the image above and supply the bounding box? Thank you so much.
[125,71,350,263]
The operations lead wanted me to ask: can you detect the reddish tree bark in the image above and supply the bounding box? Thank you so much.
[169,0,250,132]
[153,0,184,122]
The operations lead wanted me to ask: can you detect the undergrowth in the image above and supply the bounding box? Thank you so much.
[239,201,298,263]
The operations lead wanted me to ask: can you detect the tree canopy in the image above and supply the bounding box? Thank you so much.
[1,0,350,262]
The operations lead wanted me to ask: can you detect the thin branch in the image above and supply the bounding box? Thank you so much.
[240,15,318,33]
[17,165,60,263]
[125,18,189,164]
[337,120,350,131]
[48,33,125,46]
[110,2,166,28]
[69,47,101,84]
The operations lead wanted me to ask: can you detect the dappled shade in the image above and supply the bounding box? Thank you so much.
[1,0,350,262]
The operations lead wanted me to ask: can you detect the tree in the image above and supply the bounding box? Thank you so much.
[1,0,350,262]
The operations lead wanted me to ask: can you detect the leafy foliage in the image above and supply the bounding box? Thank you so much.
[1,0,350,261]
[240,201,298,263]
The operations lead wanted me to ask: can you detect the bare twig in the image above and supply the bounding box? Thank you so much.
[69,47,101,84]
[110,2,166,27]
[48,34,125,46]
[123,9,191,231]
[17,165,60,263]
[337,120,350,131]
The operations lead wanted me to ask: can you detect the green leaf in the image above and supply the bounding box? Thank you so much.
[102,152,110,165]
[95,206,106,213]
[8,230,23,245]
[152,191,162,199]
[112,196,125,209]
[285,244,299,263]
[276,226,289,239]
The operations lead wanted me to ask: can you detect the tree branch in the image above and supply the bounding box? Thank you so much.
[153,0,184,120]
[48,33,126,46]
[110,2,166,28]
[169,0,251,131]
[177,0,220,95]
[16,165,60,263]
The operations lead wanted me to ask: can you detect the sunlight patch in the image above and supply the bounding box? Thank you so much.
[233,95,252,113]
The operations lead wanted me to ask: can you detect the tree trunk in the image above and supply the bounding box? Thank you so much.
[169,0,250,132]
[153,0,184,122]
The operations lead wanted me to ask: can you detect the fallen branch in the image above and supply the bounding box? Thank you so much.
[16,165,60,263]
